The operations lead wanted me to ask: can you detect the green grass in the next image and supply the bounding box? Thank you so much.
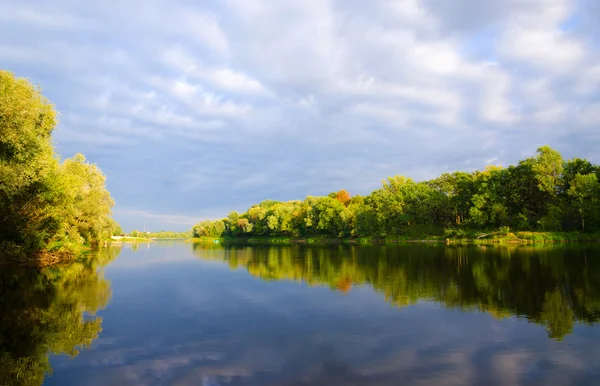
[190,237,220,242]
[110,236,151,243]
[441,229,600,244]
[248,237,293,245]
[186,230,600,247]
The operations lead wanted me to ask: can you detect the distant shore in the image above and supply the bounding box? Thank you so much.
[109,236,152,243]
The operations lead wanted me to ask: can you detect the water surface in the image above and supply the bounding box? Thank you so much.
[2,242,600,385]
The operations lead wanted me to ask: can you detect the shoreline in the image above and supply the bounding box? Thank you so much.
[190,232,600,246]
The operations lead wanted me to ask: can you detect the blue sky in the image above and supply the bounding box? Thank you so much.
[2,0,600,231]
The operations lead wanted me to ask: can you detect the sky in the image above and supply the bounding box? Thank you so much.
[2,0,600,232]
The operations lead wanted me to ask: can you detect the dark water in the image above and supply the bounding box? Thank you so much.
[2,243,600,385]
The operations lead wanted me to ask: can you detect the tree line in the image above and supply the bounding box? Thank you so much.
[128,230,192,239]
[0,71,119,259]
[192,146,600,239]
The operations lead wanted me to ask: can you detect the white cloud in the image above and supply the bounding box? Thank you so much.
[411,41,462,74]
[1,0,599,229]
[210,68,265,94]
[499,26,584,71]
[480,69,518,124]
[172,81,200,98]
[162,47,267,94]
[0,2,90,29]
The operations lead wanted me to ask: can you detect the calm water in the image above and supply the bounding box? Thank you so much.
[2,242,600,385]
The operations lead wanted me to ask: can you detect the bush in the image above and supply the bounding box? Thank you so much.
[444,228,466,238]
[499,226,510,236]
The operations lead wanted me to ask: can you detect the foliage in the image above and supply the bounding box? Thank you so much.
[334,189,351,206]
[192,146,600,240]
[567,173,600,232]
[144,230,192,239]
[0,71,119,260]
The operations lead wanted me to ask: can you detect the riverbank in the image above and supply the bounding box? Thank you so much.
[190,231,600,246]
[109,236,152,243]
[0,241,105,266]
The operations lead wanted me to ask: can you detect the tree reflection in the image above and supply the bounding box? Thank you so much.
[0,246,121,385]
[193,243,600,340]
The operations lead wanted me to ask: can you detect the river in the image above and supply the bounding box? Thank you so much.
[2,242,600,385]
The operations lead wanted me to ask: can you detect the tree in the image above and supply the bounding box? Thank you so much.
[561,158,596,194]
[0,70,60,252]
[52,154,115,247]
[0,71,119,259]
[189,146,599,237]
[532,145,563,196]
[247,206,268,234]
[334,190,351,206]
[500,161,550,228]
[468,166,508,226]
[193,220,226,238]
[567,173,599,231]
[368,176,415,235]
[237,218,253,233]
[314,197,346,237]
[430,172,474,225]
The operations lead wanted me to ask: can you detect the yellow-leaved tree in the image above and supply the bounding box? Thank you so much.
[0,70,119,259]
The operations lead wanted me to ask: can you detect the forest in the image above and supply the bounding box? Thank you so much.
[0,70,119,261]
[192,146,600,240]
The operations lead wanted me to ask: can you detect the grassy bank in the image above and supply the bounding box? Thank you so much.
[188,230,600,246]
[442,227,600,244]
[0,240,98,265]
[109,236,152,243]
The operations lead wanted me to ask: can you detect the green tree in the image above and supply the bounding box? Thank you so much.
[532,145,563,196]
[189,146,600,237]
[567,173,599,231]
[561,158,596,194]
[51,154,115,247]
[193,220,226,238]
[468,166,508,226]
[0,71,118,259]
[430,172,474,225]
[314,197,346,237]
[0,70,60,253]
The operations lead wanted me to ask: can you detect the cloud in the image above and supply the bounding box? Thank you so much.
[1,0,599,230]
[0,2,91,29]
[499,25,584,72]
[162,46,267,95]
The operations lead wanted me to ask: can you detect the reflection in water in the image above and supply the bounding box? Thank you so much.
[193,243,600,340]
[16,242,598,386]
[0,246,121,386]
